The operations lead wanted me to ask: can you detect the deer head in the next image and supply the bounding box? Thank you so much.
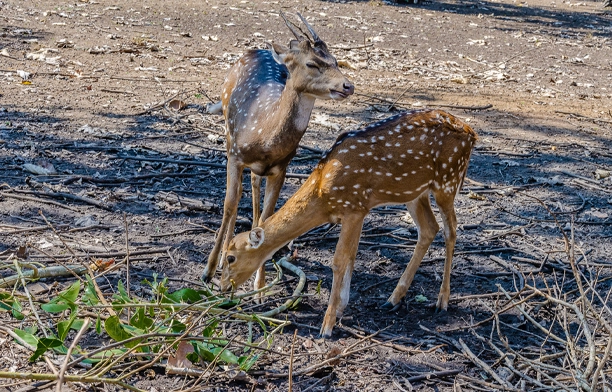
[220,228,270,292]
[269,12,354,100]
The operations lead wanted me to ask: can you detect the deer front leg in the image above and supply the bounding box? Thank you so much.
[320,215,364,338]
[251,172,262,229]
[253,169,287,294]
[382,193,439,310]
[203,161,244,282]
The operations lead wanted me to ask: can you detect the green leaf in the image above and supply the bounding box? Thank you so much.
[192,341,216,362]
[250,314,267,332]
[217,299,240,309]
[186,351,200,365]
[83,276,100,306]
[42,281,81,313]
[71,319,85,331]
[52,344,70,355]
[130,308,154,331]
[41,303,71,313]
[414,294,428,303]
[104,316,138,347]
[0,293,13,311]
[121,324,146,337]
[165,288,205,303]
[57,314,84,341]
[30,338,63,362]
[238,354,259,371]
[192,341,239,365]
[95,316,102,334]
[60,281,81,303]
[13,328,39,348]
[288,297,301,310]
[202,320,219,338]
[169,319,186,333]
[117,280,128,298]
[11,297,25,320]
[82,348,127,364]
[214,345,239,365]
[57,319,74,341]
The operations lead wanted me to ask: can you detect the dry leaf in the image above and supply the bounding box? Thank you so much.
[585,209,609,220]
[337,59,356,70]
[450,75,469,84]
[57,39,75,48]
[22,163,57,175]
[75,215,99,227]
[594,169,610,180]
[26,48,61,65]
[1,48,14,58]
[326,346,342,366]
[135,66,158,72]
[168,99,187,111]
[90,258,115,272]
[302,338,314,349]
[167,341,195,369]
[16,245,29,259]
[468,190,486,201]
[499,160,520,167]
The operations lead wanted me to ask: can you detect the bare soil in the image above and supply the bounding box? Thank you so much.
[1,0,611,391]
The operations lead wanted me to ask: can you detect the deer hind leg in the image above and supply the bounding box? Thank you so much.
[203,160,243,282]
[253,169,287,295]
[432,190,458,312]
[320,214,365,338]
[383,191,439,310]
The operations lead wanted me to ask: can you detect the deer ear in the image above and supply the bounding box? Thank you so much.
[269,42,290,64]
[248,228,265,249]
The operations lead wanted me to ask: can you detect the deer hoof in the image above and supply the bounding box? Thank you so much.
[201,269,213,283]
[380,301,401,312]
[434,306,447,314]
[317,332,330,340]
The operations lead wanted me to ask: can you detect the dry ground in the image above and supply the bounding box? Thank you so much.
[1,0,612,390]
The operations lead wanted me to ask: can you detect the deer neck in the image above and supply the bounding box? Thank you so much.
[257,180,327,256]
[274,79,316,134]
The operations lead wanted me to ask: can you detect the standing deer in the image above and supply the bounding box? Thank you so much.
[202,12,355,292]
[219,109,477,337]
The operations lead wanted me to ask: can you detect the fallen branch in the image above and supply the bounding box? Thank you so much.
[0,264,88,288]
[0,192,79,212]
[116,155,310,179]
[0,371,146,392]
[154,191,215,211]
[17,189,112,210]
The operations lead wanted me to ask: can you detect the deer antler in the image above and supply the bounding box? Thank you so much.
[280,10,306,42]
[296,12,322,44]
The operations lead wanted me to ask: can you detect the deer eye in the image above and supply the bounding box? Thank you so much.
[306,63,320,71]
[227,255,236,264]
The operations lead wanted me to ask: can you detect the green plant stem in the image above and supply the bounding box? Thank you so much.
[57,317,91,391]
[0,371,146,392]
[259,258,306,317]
[12,258,48,339]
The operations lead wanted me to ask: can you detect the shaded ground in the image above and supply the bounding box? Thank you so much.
[1,0,611,390]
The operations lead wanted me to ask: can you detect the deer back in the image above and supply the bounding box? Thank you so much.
[310,109,477,216]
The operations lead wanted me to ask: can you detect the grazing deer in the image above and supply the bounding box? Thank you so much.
[219,109,477,337]
[202,12,354,291]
